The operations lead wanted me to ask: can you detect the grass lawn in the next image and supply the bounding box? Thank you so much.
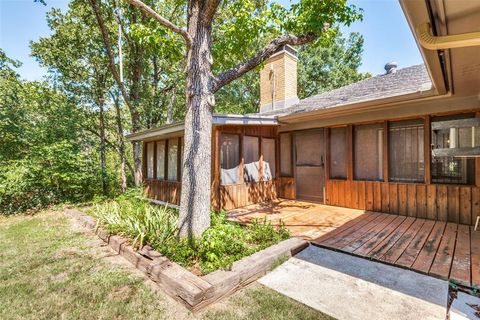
[0,210,333,320]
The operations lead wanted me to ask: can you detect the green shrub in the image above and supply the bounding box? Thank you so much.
[92,197,290,274]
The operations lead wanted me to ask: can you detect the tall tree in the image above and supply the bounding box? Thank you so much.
[298,31,371,99]
[119,0,362,237]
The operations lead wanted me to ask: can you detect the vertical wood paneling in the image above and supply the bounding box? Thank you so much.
[407,184,417,216]
[472,188,480,226]
[437,185,448,222]
[351,181,359,209]
[381,183,390,213]
[460,187,472,225]
[427,185,437,220]
[398,184,407,216]
[389,183,398,213]
[358,181,366,210]
[448,186,460,223]
[416,185,427,218]
[366,182,374,211]
[374,182,382,212]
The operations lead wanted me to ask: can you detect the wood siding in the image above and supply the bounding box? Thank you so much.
[325,180,479,225]
[219,180,277,211]
[144,179,181,205]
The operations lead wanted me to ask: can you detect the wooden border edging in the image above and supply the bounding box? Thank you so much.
[66,209,308,311]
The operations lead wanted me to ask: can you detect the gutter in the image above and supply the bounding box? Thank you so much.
[416,22,480,50]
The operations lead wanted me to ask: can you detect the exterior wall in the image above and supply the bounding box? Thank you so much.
[277,107,480,225]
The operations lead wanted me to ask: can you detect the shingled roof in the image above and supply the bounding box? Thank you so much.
[260,64,433,117]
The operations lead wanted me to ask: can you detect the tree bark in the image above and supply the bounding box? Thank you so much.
[177,1,215,237]
[112,92,128,192]
[98,99,109,196]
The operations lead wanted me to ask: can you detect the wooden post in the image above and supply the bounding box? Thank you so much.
[177,137,182,182]
[165,139,169,181]
[153,141,157,180]
[424,116,432,185]
[383,121,389,182]
[325,128,331,181]
[347,125,354,181]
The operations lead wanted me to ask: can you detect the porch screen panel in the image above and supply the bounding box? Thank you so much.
[167,138,178,181]
[280,133,292,176]
[389,120,424,182]
[220,133,240,185]
[431,114,476,185]
[262,138,276,180]
[330,127,347,179]
[354,124,384,181]
[146,142,155,179]
[156,140,166,180]
[243,136,260,182]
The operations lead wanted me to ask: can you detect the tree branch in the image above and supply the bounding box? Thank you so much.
[123,0,192,47]
[89,0,133,112]
[213,33,317,92]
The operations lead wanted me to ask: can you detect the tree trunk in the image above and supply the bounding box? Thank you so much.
[98,100,109,196]
[113,93,128,192]
[178,2,214,237]
[131,112,143,186]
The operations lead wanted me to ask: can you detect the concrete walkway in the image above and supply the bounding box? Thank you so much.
[259,245,449,320]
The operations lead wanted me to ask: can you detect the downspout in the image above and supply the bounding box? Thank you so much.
[416,23,480,50]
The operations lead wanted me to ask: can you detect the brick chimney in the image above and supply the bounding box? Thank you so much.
[259,45,299,113]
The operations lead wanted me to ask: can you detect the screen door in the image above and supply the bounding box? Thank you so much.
[295,129,325,202]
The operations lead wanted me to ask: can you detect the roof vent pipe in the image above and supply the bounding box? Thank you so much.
[385,61,398,74]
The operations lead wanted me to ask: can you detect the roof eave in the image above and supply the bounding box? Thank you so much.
[278,88,441,123]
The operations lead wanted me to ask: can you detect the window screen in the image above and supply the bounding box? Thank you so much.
[243,136,260,182]
[389,120,424,182]
[330,127,347,179]
[167,138,178,181]
[220,134,240,185]
[262,138,276,180]
[146,142,154,179]
[280,133,292,176]
[354,124,384,181]
[431,114,476,185]
[156,140,165,180]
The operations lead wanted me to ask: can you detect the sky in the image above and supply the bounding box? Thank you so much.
[0,0,423,81]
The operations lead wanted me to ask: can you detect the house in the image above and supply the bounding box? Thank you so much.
[126,0,480,227]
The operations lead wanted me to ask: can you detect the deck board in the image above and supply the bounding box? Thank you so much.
[328,214,389,249]
[411,221,447,274]
[354,215,406,256]
[368,217,416,260]
[450,224,471,286]
[429,223,458,279]
[380,219,425,264]
[470,227,480,288]
[396,220,436,268]
[228,199,476,288]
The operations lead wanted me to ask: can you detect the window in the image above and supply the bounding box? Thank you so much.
[262,138,276,180]
[146,142,154,179]
[431,114,476,185]
[280,133,292,176]
[330,127,347,179]
[156,140,165,180]
[220,134,240,185]
[354,124,384,181]
[389,119,424,182]
[243,136,260,182]
[167,138,178,181]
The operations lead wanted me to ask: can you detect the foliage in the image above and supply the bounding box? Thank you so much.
[298,32,371,99]
[0,51,101,214]
[92,194,289,274]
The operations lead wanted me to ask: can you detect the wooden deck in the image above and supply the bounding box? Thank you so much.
[228,199,480,288]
